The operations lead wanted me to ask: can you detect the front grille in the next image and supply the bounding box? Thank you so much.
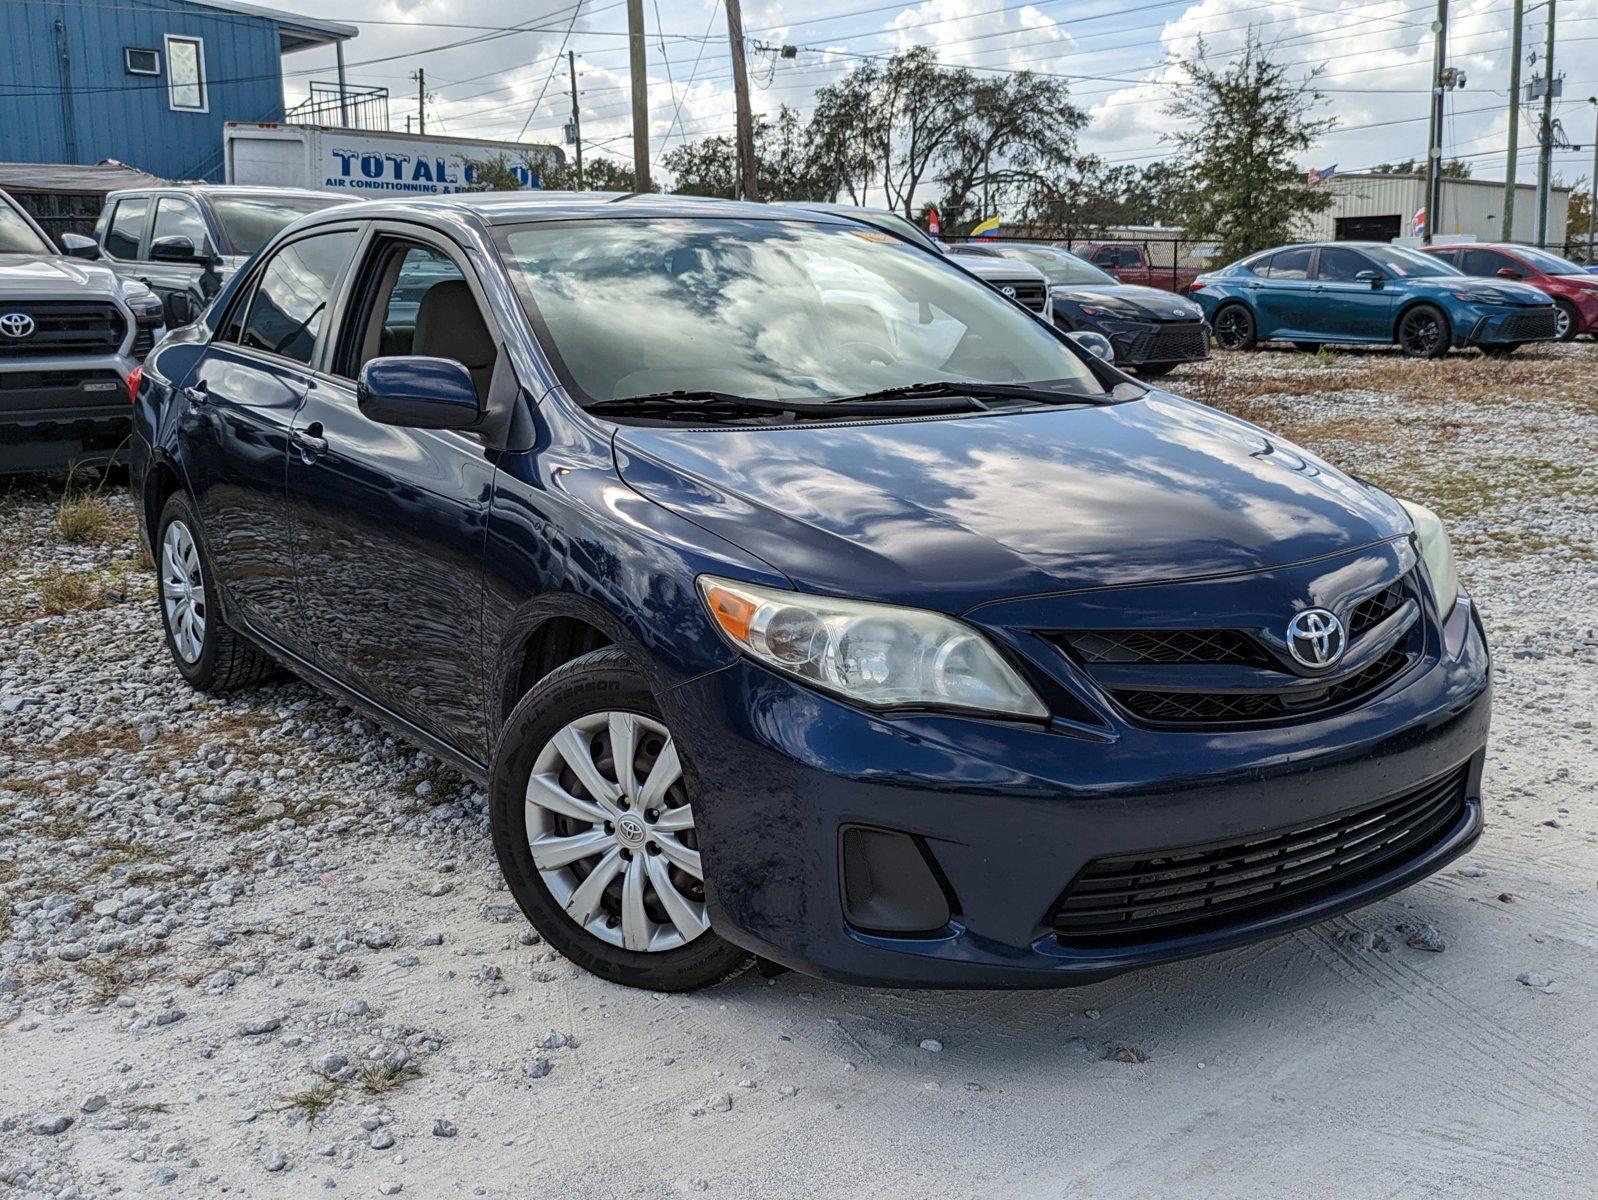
[1063,629,1269,666]
[1116,645,1412,724]
[992,279,1049,314]
[1049,763,1470,946]
[0,302,125,357]
[1501,309,1557,341]
[131,326,157,358]
[1347,579,1405,638]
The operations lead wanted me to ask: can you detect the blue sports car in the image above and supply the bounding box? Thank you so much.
[1190,241,1560,358]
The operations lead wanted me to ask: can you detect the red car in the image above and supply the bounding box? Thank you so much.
[1423,243,1598,341]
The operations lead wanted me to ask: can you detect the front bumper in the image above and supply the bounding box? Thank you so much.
[666,593,1490,988]
[0,352,135,474]
[1457,302,1560,346]
[1054,306,1210,365]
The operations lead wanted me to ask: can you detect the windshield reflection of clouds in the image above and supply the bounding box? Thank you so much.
[499,219,1097,403]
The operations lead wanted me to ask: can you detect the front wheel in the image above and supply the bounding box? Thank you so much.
[490,647,748,991]
[1397,304,1450,359]
[1212,304,1257,351]
[1553,300,1579,342]
[155,493,276,692]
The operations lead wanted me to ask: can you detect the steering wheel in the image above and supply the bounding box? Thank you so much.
[835,341,895,366]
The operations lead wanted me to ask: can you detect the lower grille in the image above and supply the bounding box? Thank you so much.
[1500,309,1557,341]
[1116,645,1412,724]
[1145,322,1208,361]
[1049,763,1470,946]
[0,302,126,357]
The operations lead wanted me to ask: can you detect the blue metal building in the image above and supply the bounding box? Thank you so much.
[0,0,356,182]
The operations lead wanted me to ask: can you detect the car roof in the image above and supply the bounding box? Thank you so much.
[285,190,847,229]
[104,184,349,201]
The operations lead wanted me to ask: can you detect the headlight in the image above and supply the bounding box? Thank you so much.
[1398,499,1459,617]
[1450,288,1513,305]
[698,576,1048,718]
[119,279,164,325]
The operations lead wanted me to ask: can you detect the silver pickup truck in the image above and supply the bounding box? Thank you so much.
[1,189,164,474]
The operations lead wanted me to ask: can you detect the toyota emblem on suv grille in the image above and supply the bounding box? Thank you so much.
[0,312,37,339]
[1286,608,1345,669]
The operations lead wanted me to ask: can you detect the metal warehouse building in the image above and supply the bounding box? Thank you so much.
[1301,172,1571,245]
[0,0,355,183]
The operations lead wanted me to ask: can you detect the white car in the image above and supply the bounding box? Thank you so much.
[0,188,163,474]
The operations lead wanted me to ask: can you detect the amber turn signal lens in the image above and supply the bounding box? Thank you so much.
[703,583,758,643]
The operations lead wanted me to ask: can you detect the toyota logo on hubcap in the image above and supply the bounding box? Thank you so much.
[1286,608,1346,669]
[0,312,36,339]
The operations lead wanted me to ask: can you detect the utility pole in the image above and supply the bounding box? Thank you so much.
[1588,97,1597,263]
[725,0,759,201]
[336,41,351,127]
[568,50,584,191]
[626,0,650,192]
[1535,0,1557,246]
[1501,0,1524,240]
[414,68,426,136]
[1422,0,1448,243]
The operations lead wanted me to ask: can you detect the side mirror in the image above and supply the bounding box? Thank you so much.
[357,356,481,430]
[1065,330,1115,362]
[59,232,101,260]
[150,234,219,266]
[1354,269,1382,286]
[1496,266,1522,280]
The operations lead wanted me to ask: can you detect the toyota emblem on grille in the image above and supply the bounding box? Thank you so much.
[1001,286,1016,297]
[0,312,36,339]
[1286,608,1345,669]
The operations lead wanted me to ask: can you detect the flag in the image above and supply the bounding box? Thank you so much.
[970,214,1002,238]
[1307,163,1337,186]
[1412,207,1427,237]
[927,207,941,237]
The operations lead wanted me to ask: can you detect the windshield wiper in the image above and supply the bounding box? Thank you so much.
[832,380,1111,406]
[588,389,987,421]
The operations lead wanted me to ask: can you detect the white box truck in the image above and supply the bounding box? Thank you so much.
[223,123,563,196]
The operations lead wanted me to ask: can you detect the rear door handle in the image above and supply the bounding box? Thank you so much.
[292,422,327,461]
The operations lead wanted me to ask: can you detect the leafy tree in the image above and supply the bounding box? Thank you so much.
[541,156,654,192]
[662,106,830,200]
[463,150,563,191]
[809,64,885,204]
[874,48,973,218]
[1160,33,1336,260]
[1371,157,1472,178]
[1568,182,1593,256]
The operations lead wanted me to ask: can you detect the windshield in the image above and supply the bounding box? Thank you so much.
[996,245,1116,286]
[211,195,347,256]
[494,217,1103,406]
[1362,245,1460,278]
[0,200,51,254]
[1514,246,1585,276]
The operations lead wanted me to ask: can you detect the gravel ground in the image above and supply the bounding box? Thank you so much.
[3,341,1595,1198]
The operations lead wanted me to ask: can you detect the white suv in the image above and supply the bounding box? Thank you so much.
[0,188,163,475]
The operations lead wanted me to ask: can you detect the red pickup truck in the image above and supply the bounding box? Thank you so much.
[1071,242,1202,293]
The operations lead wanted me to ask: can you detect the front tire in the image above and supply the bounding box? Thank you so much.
[1553,299,1579,342]
[155,493,275,693]
[490,647,748,991]
[1397,304,1450,359]
[1212,303,1257,351]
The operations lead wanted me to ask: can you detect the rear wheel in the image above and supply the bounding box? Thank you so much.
[490,647,748,991]
[155,493,275,693]
[1553,299,1579,342]
[1212,304,1257,351]
[1397,304,1450,359]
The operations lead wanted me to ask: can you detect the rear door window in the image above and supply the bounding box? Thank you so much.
[237,231,360,365]
[104,197,149,259]
[1258,248,1312,280]
[1461,248,1514,277]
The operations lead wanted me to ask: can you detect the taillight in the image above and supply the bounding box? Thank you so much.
[1186,281,1206,293]
[126,364,142,405]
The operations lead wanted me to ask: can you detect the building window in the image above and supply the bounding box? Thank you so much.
[124,47,161,75]
[164,35,206,112]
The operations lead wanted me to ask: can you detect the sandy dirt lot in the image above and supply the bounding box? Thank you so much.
[3,341,1594,1199]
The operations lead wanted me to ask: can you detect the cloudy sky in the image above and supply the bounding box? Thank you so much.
[271,0,1598,195]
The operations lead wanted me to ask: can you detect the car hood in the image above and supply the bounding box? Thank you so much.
[0,253,121,298]
[614,393,1410,613]
[959,258,1047,284]
[1439,275,1552,305]
[1051,283,1202,317]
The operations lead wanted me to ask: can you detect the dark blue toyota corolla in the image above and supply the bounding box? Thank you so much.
[129,194,1490,991]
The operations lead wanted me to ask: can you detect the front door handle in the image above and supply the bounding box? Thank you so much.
[292,422,327,462]
[183,380,210,405]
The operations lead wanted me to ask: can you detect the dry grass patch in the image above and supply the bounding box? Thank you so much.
[357,1060,421,1095]
[36,567,110,616]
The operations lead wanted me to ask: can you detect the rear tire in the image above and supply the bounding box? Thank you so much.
[1397,304,1450,359]
[1553,299,1579,342]
[155,492,276,693]
[1212,303,1257,351]
[489,647,749,991]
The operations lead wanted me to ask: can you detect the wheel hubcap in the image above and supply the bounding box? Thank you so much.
[1556,308,1571,338]
[524,711,708,952]
[160,520,206,664]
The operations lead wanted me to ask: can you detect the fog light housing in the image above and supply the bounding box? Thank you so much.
[839,826,953,935]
